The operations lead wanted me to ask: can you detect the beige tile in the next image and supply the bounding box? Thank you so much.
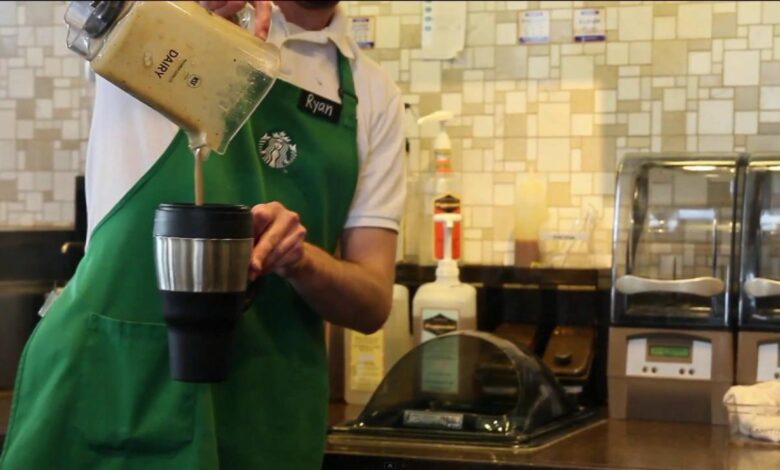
[662,111,687,136]
[735,86,759,110]
[0,3,16,27]
[547,182,571,207]
[661,136,687,152]
[677,3,712,39]
[598,124,629,137]
[723,50,760,86]
[688,39,713,52]
[618,6,653,41]
[594,89,616,113]
[571,114,593,136]
[561,56,593,90]
[594,65,618,89]
[538,103,571,137]
[712,13,737,38]
[749,25,773,49]
[653,3,677,17]
[0,179,18,201]
[504,138,526,161]
[735,111,758,134]
[410,60,441,93]
[737,1,762,25]
[467,12,497,46]
[699,136,734,152]
[699,74,722,88]
[617,100,641,112]
[505,91,526,114]
[606,43,628,65]
[503,114,527,137]
[375,15,400,49]
[654,16,676,40]
[762,63,780,86]
[527,56,550,80]
[417,93,442,117]
[652,41,688,75]
[528,45,551,56]
[618,78,640,100]
[629,42,652,65]
[759,123,780,134]
[747,135,780,151]
[628,113,650,136]
[580,137,616,172]
[400,24,421,49]
[496,22,517,46]
[698,100,734,134]
[688,52,712,75]
[537,138,571,172]
[762,87,780,110]
[569,90,593,113]
[765,2,780,23]
[626,137,650,148]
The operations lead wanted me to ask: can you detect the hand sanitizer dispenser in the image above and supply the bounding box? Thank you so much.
[412,213,476,344]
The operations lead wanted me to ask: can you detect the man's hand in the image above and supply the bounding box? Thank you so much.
[250,202,307,278]
[200,1,272,40]
[248,201,397,334]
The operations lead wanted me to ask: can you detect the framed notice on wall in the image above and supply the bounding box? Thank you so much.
[573,8,605,42]
[350,16,375,49]
[518,10,550,44]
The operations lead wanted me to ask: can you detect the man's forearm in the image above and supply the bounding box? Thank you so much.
[285,242,393,334]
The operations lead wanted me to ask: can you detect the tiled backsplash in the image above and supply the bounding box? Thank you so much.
[343,0,780,267]
[1,1,779,268]
[0,1,93,227]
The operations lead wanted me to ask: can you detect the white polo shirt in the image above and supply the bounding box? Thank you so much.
[85,6,405,241]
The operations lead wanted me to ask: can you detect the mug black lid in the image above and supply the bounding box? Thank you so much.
[154,203,253,239]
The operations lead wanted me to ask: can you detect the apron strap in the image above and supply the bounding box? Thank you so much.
[337,52,358,108]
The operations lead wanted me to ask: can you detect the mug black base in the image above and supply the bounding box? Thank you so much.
[161,290,244,383]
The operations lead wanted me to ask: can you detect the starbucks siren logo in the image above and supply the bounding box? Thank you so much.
[258,131,297,169]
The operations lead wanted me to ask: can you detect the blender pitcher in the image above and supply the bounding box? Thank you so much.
[64,1,280,154]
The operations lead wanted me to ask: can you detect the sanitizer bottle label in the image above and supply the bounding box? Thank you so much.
[349,330,385,392]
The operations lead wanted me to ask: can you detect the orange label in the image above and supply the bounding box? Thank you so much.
[433,194,461,260]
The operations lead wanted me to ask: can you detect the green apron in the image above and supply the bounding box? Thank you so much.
[0,53,359,470]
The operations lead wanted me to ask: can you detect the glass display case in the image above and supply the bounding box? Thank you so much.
[332,331,594,445]
[740,155,780,329]
[611,154,744,328]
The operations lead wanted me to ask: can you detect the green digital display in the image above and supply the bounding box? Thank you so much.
[649,345,690,358]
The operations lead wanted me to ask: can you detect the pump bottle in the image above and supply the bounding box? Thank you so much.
[417,111,462,266]
[412,213,476,344]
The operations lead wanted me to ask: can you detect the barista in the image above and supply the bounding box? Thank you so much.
[0,1,405,469]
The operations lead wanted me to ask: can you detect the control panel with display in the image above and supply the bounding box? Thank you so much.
[625,335,712,380]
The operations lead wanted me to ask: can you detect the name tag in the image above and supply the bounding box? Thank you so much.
[298,90,342,124]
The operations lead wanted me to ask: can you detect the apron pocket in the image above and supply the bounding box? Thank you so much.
[74,313,195,453]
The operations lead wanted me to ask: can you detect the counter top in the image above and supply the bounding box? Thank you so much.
[325,404,780,469]
[3,397,779,468]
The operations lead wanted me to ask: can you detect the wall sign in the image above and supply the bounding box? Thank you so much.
[518,10,550,44]
[350,16,375,49]
[420,0,466,60]
[573,8,605,42]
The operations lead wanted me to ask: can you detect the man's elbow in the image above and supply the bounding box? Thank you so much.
[355,297,392,334]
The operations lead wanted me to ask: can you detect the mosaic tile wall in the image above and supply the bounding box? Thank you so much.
[342,0,780,267]
[0,1,93,228]
[1,1,780,269]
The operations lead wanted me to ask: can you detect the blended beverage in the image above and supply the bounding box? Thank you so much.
[193,146,207,205]
[85,1,278,153]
